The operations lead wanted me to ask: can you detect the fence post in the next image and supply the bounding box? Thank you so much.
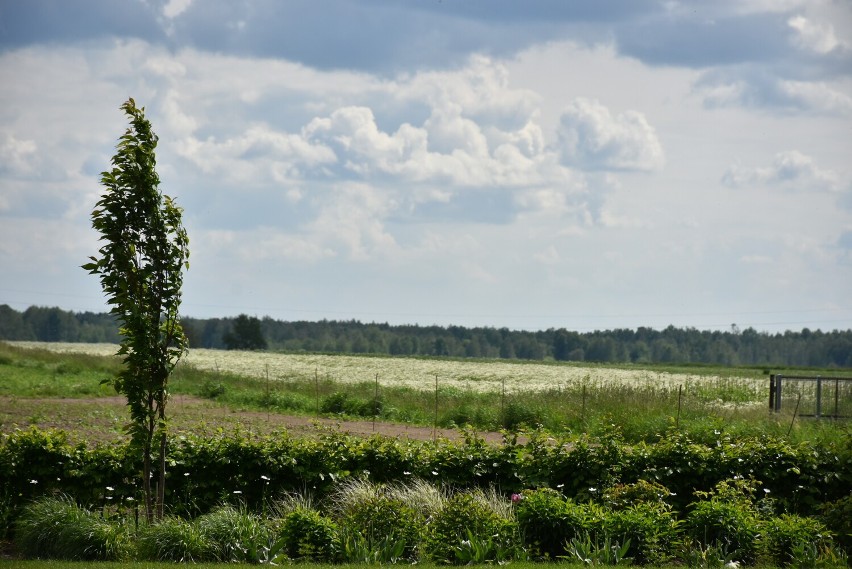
[775,375,783,413]
[816,376,822,418]
[769,374,775,412]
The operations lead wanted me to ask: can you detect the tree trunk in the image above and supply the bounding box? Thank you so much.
[143,415,155,524]
[156,398,167,520]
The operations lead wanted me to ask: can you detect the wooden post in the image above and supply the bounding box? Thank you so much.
[769,374,775,412]
[373,373,378,432]
[676,385,683,428]
[434,374,438,445]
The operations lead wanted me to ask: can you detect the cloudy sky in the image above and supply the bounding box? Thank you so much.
[1,0,851,333]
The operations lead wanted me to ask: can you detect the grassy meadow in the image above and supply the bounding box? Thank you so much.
[2,341,848,444]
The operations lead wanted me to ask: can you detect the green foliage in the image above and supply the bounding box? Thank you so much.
[501,400,545,430]
[339,494,423,559]
[338,526,409,564]
[686,479,763,564]
[223,314,267,351]
[423,491,516,564]
[761,513,833,567]
[563,532,633,566]
[195,505,271,563]
[83,97,189,522]
[15,495,130,561]
[275,507,339,561]
[599,502,681,565]
[515,488,590,559]
[818,493,852,553]
[137,516,212,562]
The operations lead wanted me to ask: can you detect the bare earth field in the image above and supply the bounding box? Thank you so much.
[0,395,507,445]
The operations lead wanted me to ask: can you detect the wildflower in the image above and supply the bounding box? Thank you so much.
[511,493,523,504]
[233,490,242,494]
[260,475,270,481]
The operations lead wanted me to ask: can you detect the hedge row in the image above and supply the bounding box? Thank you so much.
[2,426,851,536]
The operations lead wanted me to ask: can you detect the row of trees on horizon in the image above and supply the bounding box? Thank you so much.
[1,304,851,368]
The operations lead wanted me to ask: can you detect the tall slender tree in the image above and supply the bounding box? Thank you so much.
[83,98,189,522]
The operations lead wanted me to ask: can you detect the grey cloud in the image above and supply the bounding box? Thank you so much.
[839,230,852,251]
[696,67,852,114]
[616,12,793,68]
[0,0,165,51]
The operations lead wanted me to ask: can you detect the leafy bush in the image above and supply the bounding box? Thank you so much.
[274,507,338,561]
[136,516,213,562]
[818,493,852,553]
[199,379,225,398]
[423,491,517,564]
[501,400,544,430]
[761,513,832,567]
[15,495,130,560]
[686,479,763,564]
[515,487,592,559]
[320,391,350,414]
[603,479,674,510]
[341,494,423,559]
[600,502,681,565]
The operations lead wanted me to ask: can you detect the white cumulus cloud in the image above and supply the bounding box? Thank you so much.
[556,98,665,172]
[722,150,840,191]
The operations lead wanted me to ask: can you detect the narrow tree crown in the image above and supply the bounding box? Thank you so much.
[83,97,189,438]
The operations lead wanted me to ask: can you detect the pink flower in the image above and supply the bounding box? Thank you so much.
[511,493,523,504]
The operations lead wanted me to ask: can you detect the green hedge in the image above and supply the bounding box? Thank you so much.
[2,426,850,539]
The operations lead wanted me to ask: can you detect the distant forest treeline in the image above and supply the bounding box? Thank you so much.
[1,304,851,368]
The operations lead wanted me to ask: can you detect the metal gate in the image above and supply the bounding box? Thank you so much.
[769,374,852,419]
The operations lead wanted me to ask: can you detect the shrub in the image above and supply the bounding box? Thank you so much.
[501,400,544,430]
[515,488,592,560]
[600,502,681,565]
[423,491,517,564]
[15,495,130,561]
[137,516,214,562]
[603,479,673,510]
[320,391,350,414]
[761,513,833,567]
[819,493,852,553]
[274,507,338,561]
[686,479,762,564]
[341,495,423,559]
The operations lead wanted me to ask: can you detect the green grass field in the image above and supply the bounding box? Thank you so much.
[1,341,848,444]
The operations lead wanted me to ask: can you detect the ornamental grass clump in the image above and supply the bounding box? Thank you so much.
[195,505,271,563]
[136,515,213,562]
[15,495,131,561]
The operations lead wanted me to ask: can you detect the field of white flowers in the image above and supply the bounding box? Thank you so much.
[10,341,765,399]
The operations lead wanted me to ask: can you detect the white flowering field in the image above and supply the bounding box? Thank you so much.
[9,341,765,400]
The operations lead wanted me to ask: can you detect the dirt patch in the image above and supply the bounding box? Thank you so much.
[0,395,509,445]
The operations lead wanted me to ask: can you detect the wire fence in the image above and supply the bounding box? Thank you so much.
[769,374,852,419]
